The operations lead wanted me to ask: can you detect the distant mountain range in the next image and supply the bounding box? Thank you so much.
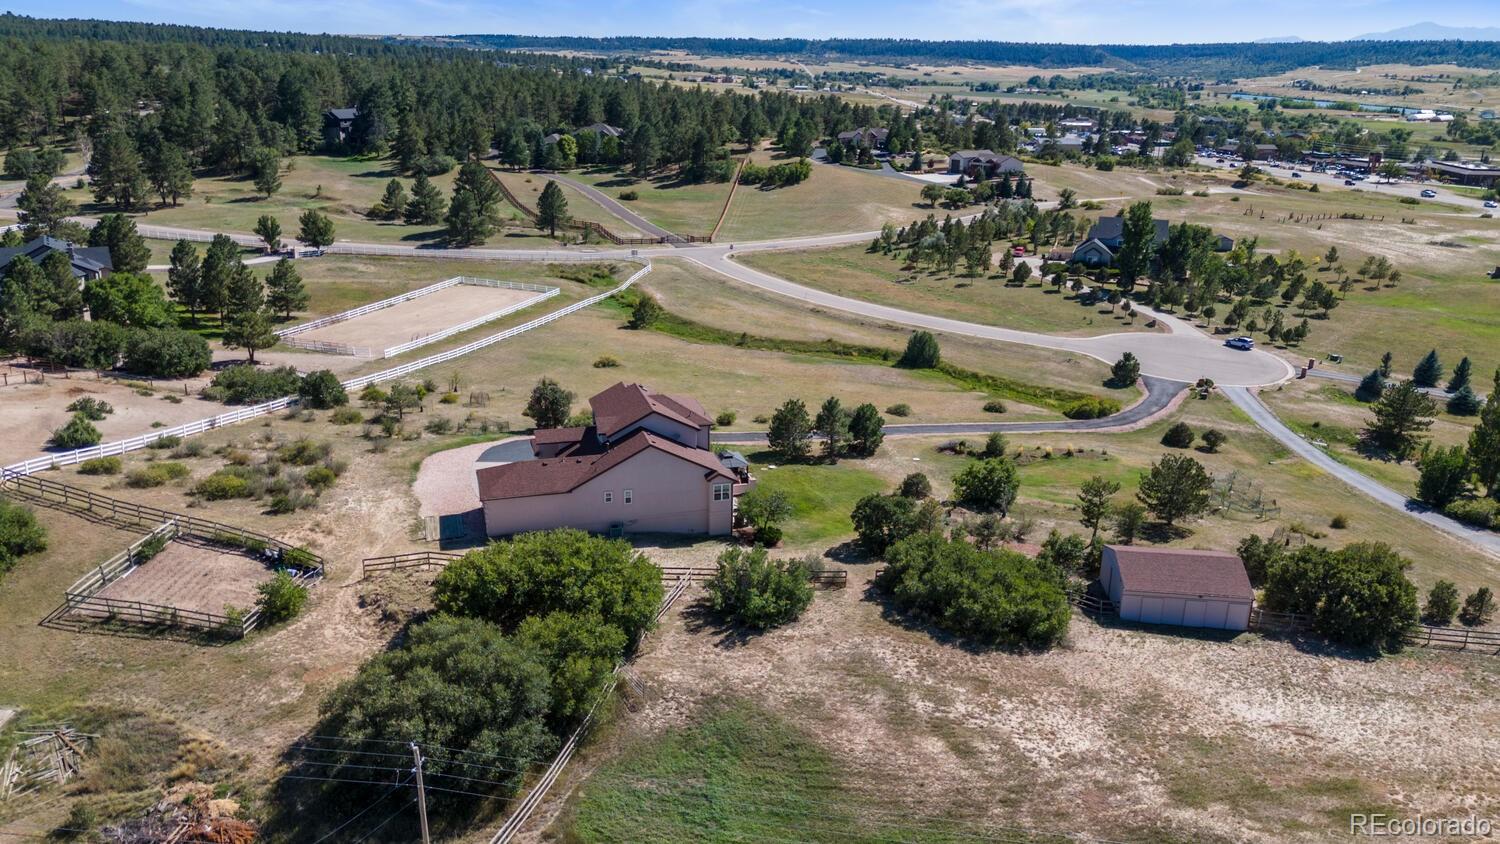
[1353,22,1500,42]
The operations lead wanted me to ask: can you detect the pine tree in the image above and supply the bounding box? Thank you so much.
[166,240,203,325]
[1468,368,1500,498]
[1364,380,1437,461]
[404,172,446,225]
[445,160,502,246]
[372,179,406,221]
[89,128,148,210]
[1448,385,1482,416]
[224,261,264,320]
[223,310,276,365]
[536,180,570,237]
[814,396,848,461]
[1412,349,1443,388]
[87,214,150,274]
[265,258,308,319]
[147,143,194,206]
[1355,368,1385,402]
[1379,351,1393,377]
[255,215,282,252]
[16,174,76,237]
[251,147,281,197]
[1447,356,1472,393]
[200,234,241,322]
[297,209,336,249]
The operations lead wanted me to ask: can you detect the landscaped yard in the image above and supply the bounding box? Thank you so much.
[740,243,1152,336]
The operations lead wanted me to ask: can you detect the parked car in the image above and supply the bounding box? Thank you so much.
[1485,200,1498,208]
[1344,179,1356,186]
[1420,189,1437,198]
[1225,337,1256,351]
[1290,171,1302,178]
[1012,246,1025,257]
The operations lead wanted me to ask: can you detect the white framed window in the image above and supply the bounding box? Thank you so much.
[712,483,731,501]
[603,491,613,503]
[623,489,634,504]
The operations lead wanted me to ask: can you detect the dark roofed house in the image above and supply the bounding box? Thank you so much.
[1073,216,1232,268]
[947,149,1025,180]
[323,107,358,146]
[0,236,113,282]
[476,383,750,538]
[836,126,889,149]
[579,122,625,138]
[1100,545,1254,630]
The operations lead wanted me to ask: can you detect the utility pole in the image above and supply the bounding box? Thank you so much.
[411,742,431,844]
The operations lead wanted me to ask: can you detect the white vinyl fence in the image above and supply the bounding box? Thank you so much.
[1,263,651,478]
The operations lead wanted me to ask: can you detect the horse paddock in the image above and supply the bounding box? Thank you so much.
[293,283,546,351]
[89,539,276,617]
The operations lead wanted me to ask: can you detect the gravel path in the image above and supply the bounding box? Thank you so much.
[410,436,530,517]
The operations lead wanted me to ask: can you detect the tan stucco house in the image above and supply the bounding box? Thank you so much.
[476,383,754,538]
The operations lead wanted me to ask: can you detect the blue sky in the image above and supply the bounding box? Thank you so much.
[11,0,1500,44]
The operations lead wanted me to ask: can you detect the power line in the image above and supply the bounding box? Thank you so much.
[311,772,414,844]
[348,797,418,844]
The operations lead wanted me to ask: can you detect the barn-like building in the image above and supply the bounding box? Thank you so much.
[1100,545,1253,631]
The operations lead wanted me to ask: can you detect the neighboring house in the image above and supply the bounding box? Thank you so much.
[0,236,112,281]
[323,108,358,146]
[1071,216,1231,267]
[1099,545,1254,631]
[947,149,1025,179]
[836,126,889,149]
[542,123,625,146]
[1423,159,1500,187]
[476,383,754,538]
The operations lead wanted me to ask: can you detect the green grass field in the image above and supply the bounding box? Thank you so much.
[748,460,887,546]
[740,244,1149,336]
[489,167,644,236]
[568,166,731,237]
[715,157,926,241]
[561,699,1009,844]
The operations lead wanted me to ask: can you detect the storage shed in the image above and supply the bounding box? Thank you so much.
[1100,545,1253,631]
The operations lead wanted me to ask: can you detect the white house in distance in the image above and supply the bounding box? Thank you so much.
[476,383,754,538]
[1099,545,1254,631]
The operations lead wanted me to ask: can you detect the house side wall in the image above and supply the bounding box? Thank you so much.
[1100,547,1123,606]
[483,448,730,537]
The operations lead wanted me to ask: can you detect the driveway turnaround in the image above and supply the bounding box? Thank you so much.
[685,248,1294,387]
[1224,386,1500,560]
[715,375,1188,444]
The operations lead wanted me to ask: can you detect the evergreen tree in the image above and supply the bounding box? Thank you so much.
[251,147,282,198]
[1448,385,1483,416]
[897,331,941,369]
[1077,475,1121,543]
[1355,369,1385,402]
[146,143,194,206]
[814,396,849,461]
[1468,368,1500,498]
[767,398,813,461]
[372,179,406,220]
[223,261,264,320]
[255,215,282,252]
[222,309,277,365]
[1380,351,1394,377]
[1114,201,1157,290]
[297,209,336,249]
[1447,356,1472,393]
[1363,380,1437,461]
[39,252,84,320]
[265,258,308,319]
[87,214,150,274]
[89,127,147,209]
[1136,453,1213,528]
[536,180,570,238]
[16,174,75,237]
[404,172,446,225]
[522,377,573,429]
[1412,349,1443,388]
[847,403,884,457]
[1109,352,1140,388]
[200,233,241,321]
[166,239,203,325]
[445,159,502,246]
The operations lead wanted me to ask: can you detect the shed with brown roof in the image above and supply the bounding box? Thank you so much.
[1100,545,1253,630]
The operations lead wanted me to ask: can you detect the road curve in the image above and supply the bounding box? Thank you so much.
[1224,386,1500,560]
[537,172,680,241]
[714,375,1187,444]
[683,247,1295,387]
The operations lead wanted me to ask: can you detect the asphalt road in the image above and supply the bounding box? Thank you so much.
[1195,154,1494,213]
[715,374,1187,444]
[539,172,683,242]
[1224,386,1500,559]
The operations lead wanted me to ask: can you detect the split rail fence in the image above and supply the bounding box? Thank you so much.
[361,552,847,588]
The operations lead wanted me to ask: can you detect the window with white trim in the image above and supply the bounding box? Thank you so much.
[712,483,732,501]
[604,491,613,503]
[623,489,633,504]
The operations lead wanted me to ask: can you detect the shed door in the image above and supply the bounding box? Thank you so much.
[1181,601,1207,628]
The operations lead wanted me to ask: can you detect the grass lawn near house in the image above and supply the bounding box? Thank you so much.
[747,459,887,548]
[738,243,1152,337]
[567,166,732,237]
[715,154,927,242]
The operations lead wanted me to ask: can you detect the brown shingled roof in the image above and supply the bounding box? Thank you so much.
[590,382,711,438]
[1108,546,1253,601]
[477,429,732,501]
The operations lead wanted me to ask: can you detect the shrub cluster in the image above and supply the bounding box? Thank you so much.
[1062,397,1121,420]
[875,534,1070,649]
[0,497,48,576]
[738,158,811,188]
[125,461,190,488]
[1261,542,1418,651]
[202,365,301,405]
[704,546,815,630]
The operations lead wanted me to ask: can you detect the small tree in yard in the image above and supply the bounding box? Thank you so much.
[850,493,919,556]
[0,498,48,574]
[1111,501,1147,544]
[1109,352,1140,388]
[1160,421,1195,449]
[1422,580,1460,625]
[1201,428,1228,453]
[705,546,814,630]
[1412,349,1443,388]
[536,181,571,237]
[223,310,277,365]
[404,172,447,225]
[383,383,423,419]
[1459,587,1495,627]
[1077,475,1120,543]
[953,457,1020,515]
[897,331,941,369]
[524,377,574,429]
[298,370,348,409]
[814,396,848,461]
[254,214,282,252]
[297,209,335,250]
[738,486,792,546]
[767,398,813,461]
[846,403,884,457]
[1416,445,1470,508]
[899,472,932,499]
[1363,380,1436,461]
[255,570,308,624]
[1447,384,1482,416]
[1355,369,1385,402]
[1447,356,1472,393]
[265,259,308,319]
[1136,453,1213,529]
[628,294,663,329]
